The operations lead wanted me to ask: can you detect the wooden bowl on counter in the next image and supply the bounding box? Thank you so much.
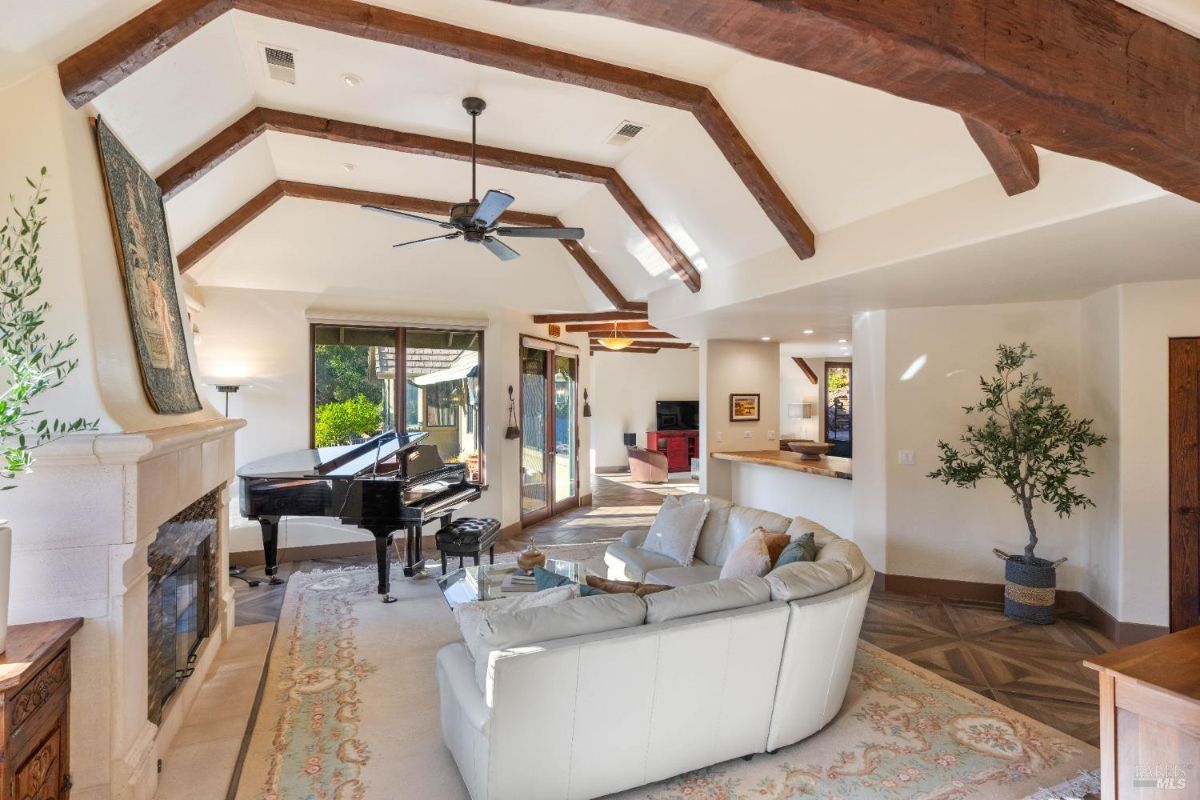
[786,441,834,460]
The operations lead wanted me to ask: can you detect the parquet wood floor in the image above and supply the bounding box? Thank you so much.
[233,473,1111,745]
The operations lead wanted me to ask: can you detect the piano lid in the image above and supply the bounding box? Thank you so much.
[237,430,429,479]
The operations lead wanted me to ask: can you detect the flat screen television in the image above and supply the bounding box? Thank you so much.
[656,400,700,431]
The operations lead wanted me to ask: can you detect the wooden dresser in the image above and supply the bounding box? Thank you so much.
[0,618,83,800]
[1085,626,1200,798]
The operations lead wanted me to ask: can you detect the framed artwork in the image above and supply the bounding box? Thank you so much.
[94,116,202,414]
[729,393,760,422]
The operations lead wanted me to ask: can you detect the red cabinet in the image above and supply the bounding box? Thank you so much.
[646,430,698,473]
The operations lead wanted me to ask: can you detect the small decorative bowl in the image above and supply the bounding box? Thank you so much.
[787,441,834,460]
[517,546,546,572]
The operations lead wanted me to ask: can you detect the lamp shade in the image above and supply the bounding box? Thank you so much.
[597,337,634,351]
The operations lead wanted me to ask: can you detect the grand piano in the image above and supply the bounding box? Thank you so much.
[237,430,482,602]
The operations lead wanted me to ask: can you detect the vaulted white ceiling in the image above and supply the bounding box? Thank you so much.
[5,0,1200,326]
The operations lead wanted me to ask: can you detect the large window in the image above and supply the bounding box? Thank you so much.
[311,324,483,481]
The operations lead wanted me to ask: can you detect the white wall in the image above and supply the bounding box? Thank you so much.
[589,348,699,470]
[779,355,853,442]
[193,287,593,553]
[700,340,781,498]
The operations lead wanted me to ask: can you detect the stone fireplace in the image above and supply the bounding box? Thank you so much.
[3,418,245,800]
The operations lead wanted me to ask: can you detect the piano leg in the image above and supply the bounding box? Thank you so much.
[373,531,398,603]
[257,516,285,586]
[402,524,426,578]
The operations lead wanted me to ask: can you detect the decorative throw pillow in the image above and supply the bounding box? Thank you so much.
[754,527,792,566]
[776,532,818,567]
[453,584,579,671]
[643,495,709,565]
[585,576,673,597]
[533,565,605,596]
[719,530,773,579]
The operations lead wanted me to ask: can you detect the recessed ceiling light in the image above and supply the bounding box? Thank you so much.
[342,162,356,172]
[341,73,362,87]
[761,336,772,341]
[838,338,848,344]
[803,329,815,335]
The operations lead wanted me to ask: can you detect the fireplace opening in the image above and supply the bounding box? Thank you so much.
[148,488,220,724]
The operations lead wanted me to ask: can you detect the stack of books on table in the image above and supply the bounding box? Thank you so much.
[500,572,538,593]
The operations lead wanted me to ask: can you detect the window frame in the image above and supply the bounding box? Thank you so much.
[308,322,486,484]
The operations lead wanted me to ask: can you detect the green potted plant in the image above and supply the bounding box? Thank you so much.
[0,170,98,650]
[928,343,1105,624]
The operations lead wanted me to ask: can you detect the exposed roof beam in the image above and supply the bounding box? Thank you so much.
[961,117,1040,197]
[565,321,657,333]
[176,180,644,310]
[489,0,1200,203]
[792,357,818,384]
[591,346,660,354]
[532,311,648,324]
[59,1,815,264]
[590,338,694,349]
[157,108,700,292]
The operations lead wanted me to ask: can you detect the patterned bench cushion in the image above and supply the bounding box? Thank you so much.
[437,517,501,553]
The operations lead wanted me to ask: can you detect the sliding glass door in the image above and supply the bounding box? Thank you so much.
[520,340,579,525]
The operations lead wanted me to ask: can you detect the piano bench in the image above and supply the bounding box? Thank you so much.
[436,517,502,572]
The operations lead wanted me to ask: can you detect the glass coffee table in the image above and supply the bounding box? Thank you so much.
[436,559,594,609]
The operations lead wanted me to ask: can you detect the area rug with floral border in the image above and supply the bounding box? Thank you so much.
[234,543,1098,800]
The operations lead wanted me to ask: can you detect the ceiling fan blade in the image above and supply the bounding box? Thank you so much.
[393,232,462,249]
[481,235,520,261]
[495,226,585,240]
[363,205,454,229]
[472,190,515,227]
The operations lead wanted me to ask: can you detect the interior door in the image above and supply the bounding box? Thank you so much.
[520,340,579,525]
[824,361,852,458]
[1169,337,1200,631]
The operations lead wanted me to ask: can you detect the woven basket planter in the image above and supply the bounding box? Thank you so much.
[994,549,1061,624]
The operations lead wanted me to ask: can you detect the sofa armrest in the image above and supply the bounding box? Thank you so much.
[436,643,490,736]
[620,529,649,548]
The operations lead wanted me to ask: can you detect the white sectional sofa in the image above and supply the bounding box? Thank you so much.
[437,494,872,800]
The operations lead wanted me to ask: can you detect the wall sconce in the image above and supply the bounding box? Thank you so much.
[505,386,521,439]
[583,389,592,417]
[788,402,817,420]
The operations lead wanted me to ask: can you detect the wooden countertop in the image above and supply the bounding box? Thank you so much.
[711,450,853,480]
[1084,625,1200,704]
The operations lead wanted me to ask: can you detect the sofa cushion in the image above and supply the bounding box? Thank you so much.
[454,585,579,686]
[605,543,683,582]
[719,506,793,565]
[476,593,647,690]
[644,576,771,624]
[643,495,709,565]
[784,515,840,548]
[759,528,792,565]
[816,539,868,581]
[683,494,734,566]
[776,532,817,567]
[720,529,774,579]
[643,564,723,588]
[766,560,853,601]
[585,576,672,597]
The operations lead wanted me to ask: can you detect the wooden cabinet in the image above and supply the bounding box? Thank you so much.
[646,430,698,473]
[1084,627,1200,798]
[0,619,83,800]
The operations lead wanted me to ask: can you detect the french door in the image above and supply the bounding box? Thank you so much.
[520,338,579,525]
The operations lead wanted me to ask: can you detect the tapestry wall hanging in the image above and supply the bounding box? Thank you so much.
[94,116,201,414]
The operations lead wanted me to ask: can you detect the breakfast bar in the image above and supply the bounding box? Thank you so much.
[710,450,853,536]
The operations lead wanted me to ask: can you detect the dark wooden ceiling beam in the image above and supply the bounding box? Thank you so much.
[566,321,657,333]
[792,357,818,384]
[532,311,648,324]
[590,338,694,349]
[591,346,661,354]
[962,117,1040,196]
[59,0,816,265]
[490,0,1200,203]
[157,107,700,293]
[176,180,645,309]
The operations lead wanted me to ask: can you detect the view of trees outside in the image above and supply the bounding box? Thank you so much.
[825,363,852,457]
[312,326,395,447]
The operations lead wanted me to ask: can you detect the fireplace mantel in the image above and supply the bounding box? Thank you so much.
[32,418,245,467]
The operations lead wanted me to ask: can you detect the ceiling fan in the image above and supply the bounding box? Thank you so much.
[363,97,584,261]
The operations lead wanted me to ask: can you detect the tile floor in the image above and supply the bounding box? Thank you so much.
[233,472,1113,749]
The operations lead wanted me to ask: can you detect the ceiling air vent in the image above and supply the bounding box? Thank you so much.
[262,45,296,84]
[607,120,646,146]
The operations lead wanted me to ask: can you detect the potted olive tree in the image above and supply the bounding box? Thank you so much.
[0,170,97,650]
[928,343,1105,624]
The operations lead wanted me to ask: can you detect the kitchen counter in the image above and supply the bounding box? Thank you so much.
[711,450,853,480]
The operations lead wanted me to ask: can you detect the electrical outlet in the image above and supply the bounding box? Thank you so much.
[743,430,753,439]
[767,430,777,441]
[898,450,915,465]
[715,431,723,443]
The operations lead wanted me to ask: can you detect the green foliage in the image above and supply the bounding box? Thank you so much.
[313,344,380,406]
[314,394,382,447]
[927,343,1106,562]
[0,171,98,489]
[826,369,849,393]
